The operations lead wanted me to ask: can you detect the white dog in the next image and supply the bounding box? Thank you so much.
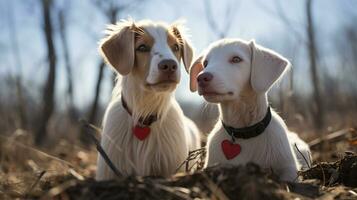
[189,39,311,181]
[96,19,200,180]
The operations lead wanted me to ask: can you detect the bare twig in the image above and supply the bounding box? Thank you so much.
[79,119,122,178]
[68,168,85,181]
[318,164,326,186]
[274,0,307,44]
[202,174,230,200]
[80,118,102,134]
[327,168,339,186]
[256,0,306,44]
[24,170,46,198]
[176,147,206,173]
[203,0,240,39]
[42,180,78,199]
[294,143,311,169]
[154,184,192,200]
[188,149,207,171]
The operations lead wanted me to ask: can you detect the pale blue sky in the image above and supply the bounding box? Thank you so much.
[0,0,355,109]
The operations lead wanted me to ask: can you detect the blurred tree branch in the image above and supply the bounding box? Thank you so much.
[7,1,27,130]
[81,0,144,145]
[305,0,324,130]
[260,0,307,45]
[261,0,325,130]
[203,0,240,39]
[58,3,78,122]
[36,0,57,145]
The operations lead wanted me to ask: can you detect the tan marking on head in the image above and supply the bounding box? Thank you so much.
[167,29,181,61]
[131,27,155,83]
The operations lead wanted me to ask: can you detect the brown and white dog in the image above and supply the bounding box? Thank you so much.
[189,39,311,181]
[96,19,200,180]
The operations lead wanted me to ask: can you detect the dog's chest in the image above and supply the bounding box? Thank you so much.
[128,116,189,176]
[206,127,273,167]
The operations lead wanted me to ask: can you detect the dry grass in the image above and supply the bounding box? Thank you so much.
[0,128,356,200]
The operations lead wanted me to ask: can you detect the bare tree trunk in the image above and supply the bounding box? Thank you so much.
[346,27,357,110]
[15,78,27,128]
[58,8,77,121]
[80,5,118,145]
[81,1,141,145]
[79,61,105,144]
[36,0,57,145]
[88,61,106,125]
[89,6,118,118]
[7,1,27,130]
[80,6,119,145]
[306,0,324,130]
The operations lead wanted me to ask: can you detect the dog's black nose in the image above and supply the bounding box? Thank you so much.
[158,59,177,73]
[197,72,213,84]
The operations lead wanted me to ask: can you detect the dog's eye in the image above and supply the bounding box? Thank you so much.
[231,56,242,64]
[172,44,180,52]
[203,60,208,68]
[136,44,150,52]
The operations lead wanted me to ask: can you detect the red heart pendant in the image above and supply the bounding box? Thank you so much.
[133,126,151,140]
[221,139,241,160]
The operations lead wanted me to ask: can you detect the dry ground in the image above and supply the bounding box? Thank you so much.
[0,128,356,200]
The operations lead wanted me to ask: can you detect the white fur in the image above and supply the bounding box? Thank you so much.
[190,39,311,181]
[96,20,200,180]
[97,93,200,179]
[145,25,181,84]
[288,132,312,170]
[206,109,299,181]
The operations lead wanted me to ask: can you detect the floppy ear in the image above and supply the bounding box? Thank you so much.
[182,39,194,73]
[171,23,194,73]
[249,40,290,93]
[189,56,204,92]
[99,21,136,75]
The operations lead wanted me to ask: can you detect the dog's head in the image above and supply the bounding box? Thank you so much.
[100,19,194,92]
[189,39,290,103]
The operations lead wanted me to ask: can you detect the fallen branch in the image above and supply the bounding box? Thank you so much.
[50,163,288,200]
[0,135,74,168]
[308,128,356,150]
[300,152,357,187]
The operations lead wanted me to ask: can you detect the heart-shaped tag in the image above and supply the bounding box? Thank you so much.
[221,139,241,160]
[133,126,151,140]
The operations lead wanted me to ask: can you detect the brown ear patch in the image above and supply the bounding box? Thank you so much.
[135,28,155,48]
[170,27,184,45]
[99,22,137,75]
[169,25,194,73]
[170,26,186,59]
[167,29,181,60]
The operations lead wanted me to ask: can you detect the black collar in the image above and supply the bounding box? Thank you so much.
[121,94,158,126]
[222,107,271,140]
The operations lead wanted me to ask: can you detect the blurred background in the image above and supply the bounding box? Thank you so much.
[0,0,357,147]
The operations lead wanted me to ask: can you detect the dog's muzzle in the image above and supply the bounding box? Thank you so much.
[156,59,179,83]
